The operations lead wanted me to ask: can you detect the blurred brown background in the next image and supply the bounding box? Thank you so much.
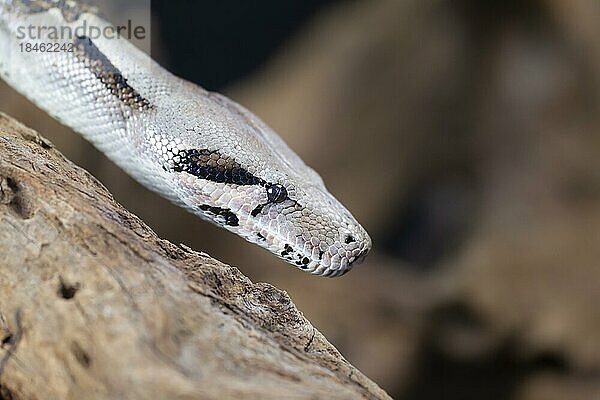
[2,0,600,398]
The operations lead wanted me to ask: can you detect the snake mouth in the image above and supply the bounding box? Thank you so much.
[250,226,370,277]
[315,240,371,277]
[285,234,371,277]
[315,247,370,277]
[352,247,370,266]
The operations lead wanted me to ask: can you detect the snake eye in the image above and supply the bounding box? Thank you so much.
[266,184,288,203]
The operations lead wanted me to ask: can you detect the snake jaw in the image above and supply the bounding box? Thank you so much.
[247,222,371,277]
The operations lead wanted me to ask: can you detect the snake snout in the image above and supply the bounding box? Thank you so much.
[352,246,370,266]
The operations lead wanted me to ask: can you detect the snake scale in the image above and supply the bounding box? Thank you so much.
[0,0,371,277]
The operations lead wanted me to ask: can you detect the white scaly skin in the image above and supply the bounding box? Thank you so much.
[0,0,371,277]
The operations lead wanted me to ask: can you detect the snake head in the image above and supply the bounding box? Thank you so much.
[248,180,372,277]
[151,89,371,277]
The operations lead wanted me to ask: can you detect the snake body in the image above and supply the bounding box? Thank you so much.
[0,0,371,276]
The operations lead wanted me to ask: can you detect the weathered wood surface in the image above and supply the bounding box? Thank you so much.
[0,112,390,400]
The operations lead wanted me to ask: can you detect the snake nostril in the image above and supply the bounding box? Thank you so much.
[345,235,356,244]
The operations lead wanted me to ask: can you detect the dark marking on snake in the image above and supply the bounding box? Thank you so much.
[251,204,264,217]
[256,232,266,241]
[73,35,153,111]
[281,243,293,257]
[199,204,239,227]
[173,149,266,186]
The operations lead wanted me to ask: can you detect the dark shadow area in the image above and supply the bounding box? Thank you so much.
[379,171,476,269]
[151,0,346,90]
[400,302,570,400]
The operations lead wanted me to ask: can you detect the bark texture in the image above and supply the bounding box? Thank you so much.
[0,112,390,400]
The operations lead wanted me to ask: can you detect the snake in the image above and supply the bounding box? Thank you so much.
[0,0,371,277]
